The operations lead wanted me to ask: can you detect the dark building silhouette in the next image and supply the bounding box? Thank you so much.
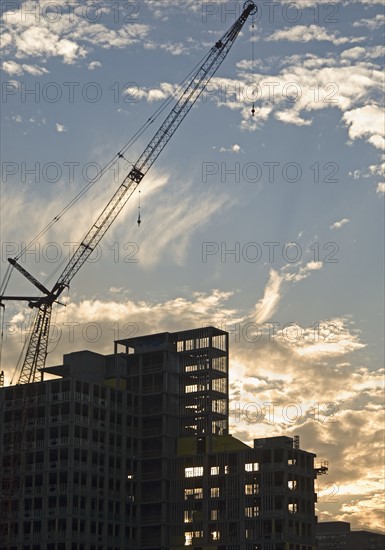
[1,327,319,549]
[316,521,385,550]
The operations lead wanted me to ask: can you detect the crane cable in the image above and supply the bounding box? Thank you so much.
[251,14,256,116]
[0,47,216,299]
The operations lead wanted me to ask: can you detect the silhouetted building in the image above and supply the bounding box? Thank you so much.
[1,327,319,549]
[316,521,385,550]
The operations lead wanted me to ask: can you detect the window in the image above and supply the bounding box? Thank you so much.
[245,462,259,472]
[185,466,203,478]
[211,530,220,541]
[245,505,259,517]
[184,531,203,545]
[210,466,219,475]
[245,483,258,495]
[184,510,193,523]
[184,488,203,500]
[210,487,220,498]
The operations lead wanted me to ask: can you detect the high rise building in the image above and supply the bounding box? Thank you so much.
[0,327,319,549]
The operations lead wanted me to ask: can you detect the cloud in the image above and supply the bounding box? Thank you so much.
[254,269,283,323]
[283,260,323,282]
[293,319,366,357]
[254,261,324,324]
[55,123,67,133]
[376,183,385,195]
[219,144,242,153]
[1,1,150,66]
[2,60,49,76]
[343,105,385,151]
[330,218,350,230]
[353,14,385,29]
[341,45,385,60]
[232,54,384,165]
[266,25,364,46]
[135,178,236,268]
[88,61,102,70]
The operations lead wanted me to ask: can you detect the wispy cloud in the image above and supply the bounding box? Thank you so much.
[330,218,350,230]
[254,261,323,323]
[254,269,284,323]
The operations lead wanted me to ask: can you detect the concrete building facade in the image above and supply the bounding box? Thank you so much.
[1,327,318,550]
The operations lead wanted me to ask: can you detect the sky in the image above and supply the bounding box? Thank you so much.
[1,0,384,534]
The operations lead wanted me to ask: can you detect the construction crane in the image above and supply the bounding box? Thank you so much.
[1,0,258,386]
[0,4,257,542]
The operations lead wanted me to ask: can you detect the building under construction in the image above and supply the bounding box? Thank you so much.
[0,326,319,549]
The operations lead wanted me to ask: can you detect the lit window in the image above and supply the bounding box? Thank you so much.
[211,530,220,540]
[211,510,218,520]
[245,483,258,495]
[245,505,259,517]
[185,340,194,351]
[184,488,203,500]
[184,510,193,523]
[210,466,219,475]
[185,466,203,478]
[245,462,259,472]
[185,531,203,545]
[211,487,220,498]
